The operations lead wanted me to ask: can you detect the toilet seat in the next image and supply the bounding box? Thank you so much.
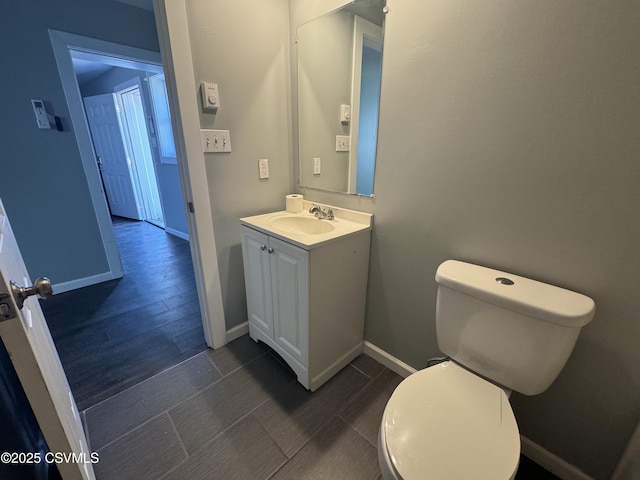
[380,361,520,479]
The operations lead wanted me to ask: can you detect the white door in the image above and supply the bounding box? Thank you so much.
[115,81,165,227]
[270,236,308,367]
[84,94,142,220]
[241,226,274,337]
[0,198,95,480]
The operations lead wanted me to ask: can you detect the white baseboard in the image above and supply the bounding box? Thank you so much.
[363,341,593,480]
[165,227,189,241]
[52,271,116,294]
[226,321,249,342]
[362,341,416,378]
[520,436,593,480]
[311,343,363,391]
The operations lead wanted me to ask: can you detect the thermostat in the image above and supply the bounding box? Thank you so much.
[31,99,51,129]
[200,82,220,110]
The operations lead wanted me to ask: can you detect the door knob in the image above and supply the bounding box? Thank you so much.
[10,277,53,309]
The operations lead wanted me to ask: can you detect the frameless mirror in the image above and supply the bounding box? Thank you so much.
[296,0,385,197]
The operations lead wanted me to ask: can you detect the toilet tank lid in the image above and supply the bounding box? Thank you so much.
[435,260,596,327]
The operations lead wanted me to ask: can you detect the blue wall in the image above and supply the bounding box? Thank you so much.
[0,0,159,285]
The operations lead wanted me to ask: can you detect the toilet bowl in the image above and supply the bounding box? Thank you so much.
[378,361,520,480]
[377,260,595,480]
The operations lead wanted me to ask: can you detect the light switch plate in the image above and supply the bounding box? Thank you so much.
[313,157,321,175]
[201,129,231,153]
[336,135,350,152]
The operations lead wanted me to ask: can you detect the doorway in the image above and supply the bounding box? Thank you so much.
[44,34,208,408]
[115,78,165,227]
[74,52,184,235]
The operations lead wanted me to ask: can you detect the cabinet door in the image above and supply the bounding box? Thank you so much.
[241,227,274,337]
[269,236,309,366]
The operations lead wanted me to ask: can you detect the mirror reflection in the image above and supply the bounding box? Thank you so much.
[297,0,385,197]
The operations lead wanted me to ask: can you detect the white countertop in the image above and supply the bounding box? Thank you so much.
[240,203,372,250]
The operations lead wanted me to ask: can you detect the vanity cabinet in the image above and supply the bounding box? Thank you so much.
[241,226,308,368]
[241,224,371,391]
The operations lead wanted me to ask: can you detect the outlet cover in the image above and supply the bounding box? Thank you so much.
[258,159,269,179]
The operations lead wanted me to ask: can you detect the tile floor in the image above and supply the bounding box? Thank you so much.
[84,335,558,480]
[44,218,206,410]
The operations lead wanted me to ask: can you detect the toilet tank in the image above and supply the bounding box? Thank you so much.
[435,260,595,395]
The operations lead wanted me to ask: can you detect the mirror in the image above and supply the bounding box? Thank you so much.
[296,0,385,197]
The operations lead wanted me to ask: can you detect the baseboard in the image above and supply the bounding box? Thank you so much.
[362,341,416,378]
[52,271,116,294]
[165,227,189,241]
[226,321,249,342]
[311,342,363,391]
[520,436,593,480]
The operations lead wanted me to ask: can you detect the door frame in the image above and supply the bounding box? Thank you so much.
[48,29,227,349]
[348,15,383,195]
[114,77,166,228]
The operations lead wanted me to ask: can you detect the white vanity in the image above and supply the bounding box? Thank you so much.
[240,201,372,391]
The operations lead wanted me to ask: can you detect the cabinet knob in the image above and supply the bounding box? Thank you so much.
[268,247,274,254]
[260,245,266,251]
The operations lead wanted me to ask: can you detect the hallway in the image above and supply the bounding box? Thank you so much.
[43,218,206,410]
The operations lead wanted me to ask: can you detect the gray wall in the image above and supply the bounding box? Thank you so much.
[185,0,292,330]
[0,0,159,285]
[291,0,640,478]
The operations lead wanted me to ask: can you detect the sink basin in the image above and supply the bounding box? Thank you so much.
[241,204,372,250]
[269,216,335,235]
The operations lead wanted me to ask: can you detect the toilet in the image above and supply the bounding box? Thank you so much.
[378,260,596,479]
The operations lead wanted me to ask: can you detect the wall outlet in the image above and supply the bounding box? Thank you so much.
[201,129,232,153]
[258,159,269,179]
[313,157,321,175]
[336,135,350,152]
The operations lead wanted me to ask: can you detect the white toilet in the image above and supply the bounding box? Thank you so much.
[378,260,595,480]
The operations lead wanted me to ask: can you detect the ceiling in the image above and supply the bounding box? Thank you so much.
[71,50,163,88]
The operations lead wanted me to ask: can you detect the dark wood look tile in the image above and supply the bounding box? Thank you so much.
[206,334,269,375]
[85,352,222,451]
[169,352,296,454]
[160,415,286,480]
[350,354,386,379]
[516,455,561,479]
[94,413,186,480]
[340,368,403,446]
[269,416,380,480]
[252,364,370,458]
[42,218,207,410]
[81,342,558,480]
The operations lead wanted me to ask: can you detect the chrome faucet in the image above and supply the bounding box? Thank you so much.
[309,204,334,220]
